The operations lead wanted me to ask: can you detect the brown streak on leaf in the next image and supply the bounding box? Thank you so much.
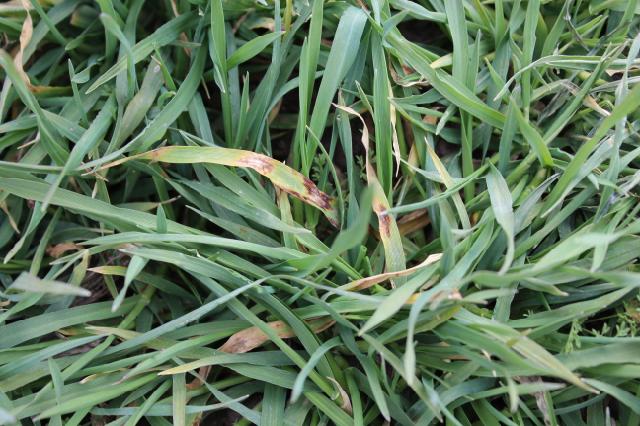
[238,154,276,175]
[355,0,369,11]
[398,212,430,236]
[0,201,20,233]
[186,365,211,390]
[397,209,426,224]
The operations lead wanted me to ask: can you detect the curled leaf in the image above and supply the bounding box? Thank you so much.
[327,376,353,414]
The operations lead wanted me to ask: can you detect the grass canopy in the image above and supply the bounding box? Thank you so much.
[1,0,640,425]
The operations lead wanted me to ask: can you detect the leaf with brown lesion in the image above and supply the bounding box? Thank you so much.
[334,102,406,283]
[101,145,340,227]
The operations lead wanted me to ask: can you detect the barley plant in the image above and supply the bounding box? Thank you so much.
[1,0,640,425]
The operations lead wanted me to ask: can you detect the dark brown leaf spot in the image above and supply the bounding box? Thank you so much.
[378,213,392,237]
[302,177,333,210]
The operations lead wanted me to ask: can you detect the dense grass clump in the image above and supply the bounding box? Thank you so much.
[1,0,640,424]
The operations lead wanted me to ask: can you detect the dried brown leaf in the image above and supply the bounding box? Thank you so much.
[47,242,81,258]
[342,253,442,292]
[219,318,335,354]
